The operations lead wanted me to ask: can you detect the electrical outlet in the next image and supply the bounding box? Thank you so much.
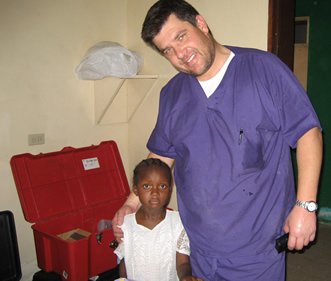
[28,133,45,146]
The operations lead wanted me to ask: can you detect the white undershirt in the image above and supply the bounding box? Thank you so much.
[199,51,235,98]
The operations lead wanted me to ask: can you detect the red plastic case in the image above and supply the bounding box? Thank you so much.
[10,141,130,281]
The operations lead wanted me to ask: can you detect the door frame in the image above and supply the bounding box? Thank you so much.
[268,0,295,70]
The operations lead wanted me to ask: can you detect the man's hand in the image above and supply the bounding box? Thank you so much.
[283,205,317,250]
[112,190,142,242]
[112,204,136,242]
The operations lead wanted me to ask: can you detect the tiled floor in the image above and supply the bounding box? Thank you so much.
[286,222,331,281]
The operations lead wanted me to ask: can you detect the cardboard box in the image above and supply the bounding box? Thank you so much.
[57,228,91,242]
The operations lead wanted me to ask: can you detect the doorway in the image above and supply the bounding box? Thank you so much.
[293,17,309,91]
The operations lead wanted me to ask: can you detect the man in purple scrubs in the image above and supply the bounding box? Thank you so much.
[112,0,323,280]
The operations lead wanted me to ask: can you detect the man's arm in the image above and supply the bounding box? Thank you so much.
[148,151,175,167]
[112,152,175,241]
[284,126,323,250]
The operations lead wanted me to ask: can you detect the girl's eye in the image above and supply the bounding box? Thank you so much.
[143,184,151,189]
[160,184,167,189]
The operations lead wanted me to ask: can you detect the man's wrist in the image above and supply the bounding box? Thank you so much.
[124,201,140,213]
[295,200,318,212]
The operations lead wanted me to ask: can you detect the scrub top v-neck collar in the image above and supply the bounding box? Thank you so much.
[190,52,236,110]
[198,51,235,98]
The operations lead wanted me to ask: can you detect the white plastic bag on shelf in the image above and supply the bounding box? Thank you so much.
[75,41,144,80]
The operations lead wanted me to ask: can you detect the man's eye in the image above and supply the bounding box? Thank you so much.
[164,48,172,55]
[179,34,185,40]
[160,184,167,189]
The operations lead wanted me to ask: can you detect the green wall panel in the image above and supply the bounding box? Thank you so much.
[296,0,331,209]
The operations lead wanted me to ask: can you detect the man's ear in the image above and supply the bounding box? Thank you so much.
[196,15,209,34]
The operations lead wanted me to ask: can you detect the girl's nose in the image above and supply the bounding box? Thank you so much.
[150,186,159,195]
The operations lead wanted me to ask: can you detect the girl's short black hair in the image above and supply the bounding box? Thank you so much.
[133,158,172,186]
[141,0,200,51]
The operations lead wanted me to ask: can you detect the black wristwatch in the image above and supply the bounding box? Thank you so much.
[295,200,318,212]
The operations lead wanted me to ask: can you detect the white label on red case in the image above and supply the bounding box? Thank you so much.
[82,157,100,170]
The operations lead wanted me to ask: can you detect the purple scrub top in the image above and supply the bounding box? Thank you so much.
[147,46,321,258]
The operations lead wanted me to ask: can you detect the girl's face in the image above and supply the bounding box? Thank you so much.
[133,166,172,210]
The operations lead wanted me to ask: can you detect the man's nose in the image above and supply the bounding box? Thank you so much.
[174,45,185,59]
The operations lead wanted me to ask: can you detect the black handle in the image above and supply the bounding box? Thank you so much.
[109,239,119,249]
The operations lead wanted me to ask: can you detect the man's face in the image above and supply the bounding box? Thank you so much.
[153,14,216,80]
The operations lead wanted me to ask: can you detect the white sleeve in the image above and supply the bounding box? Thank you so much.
[114,241,125,260]
[176,228,190,256]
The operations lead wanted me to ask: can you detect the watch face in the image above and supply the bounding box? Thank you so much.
[307,202,317,212]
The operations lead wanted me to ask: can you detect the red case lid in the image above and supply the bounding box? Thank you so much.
[10,140,130,223]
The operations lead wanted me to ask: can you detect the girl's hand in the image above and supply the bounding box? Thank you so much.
[181,277,204,281]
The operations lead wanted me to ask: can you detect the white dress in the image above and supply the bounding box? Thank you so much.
[114,210,190,281]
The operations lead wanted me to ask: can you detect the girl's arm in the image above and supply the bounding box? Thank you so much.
[176,252,204,281]
[119,258,127,278]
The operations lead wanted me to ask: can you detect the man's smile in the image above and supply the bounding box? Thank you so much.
[186,52,197,64]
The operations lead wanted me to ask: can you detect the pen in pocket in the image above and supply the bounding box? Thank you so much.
[239,128,243,145]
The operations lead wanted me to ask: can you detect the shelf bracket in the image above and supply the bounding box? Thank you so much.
[94,75,159,125]
[96,79,126,125]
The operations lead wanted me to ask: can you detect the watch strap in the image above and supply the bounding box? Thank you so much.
[295,200,318,212]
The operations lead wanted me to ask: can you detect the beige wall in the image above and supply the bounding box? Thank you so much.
[0,1,129,279]
[0,0,268,279]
